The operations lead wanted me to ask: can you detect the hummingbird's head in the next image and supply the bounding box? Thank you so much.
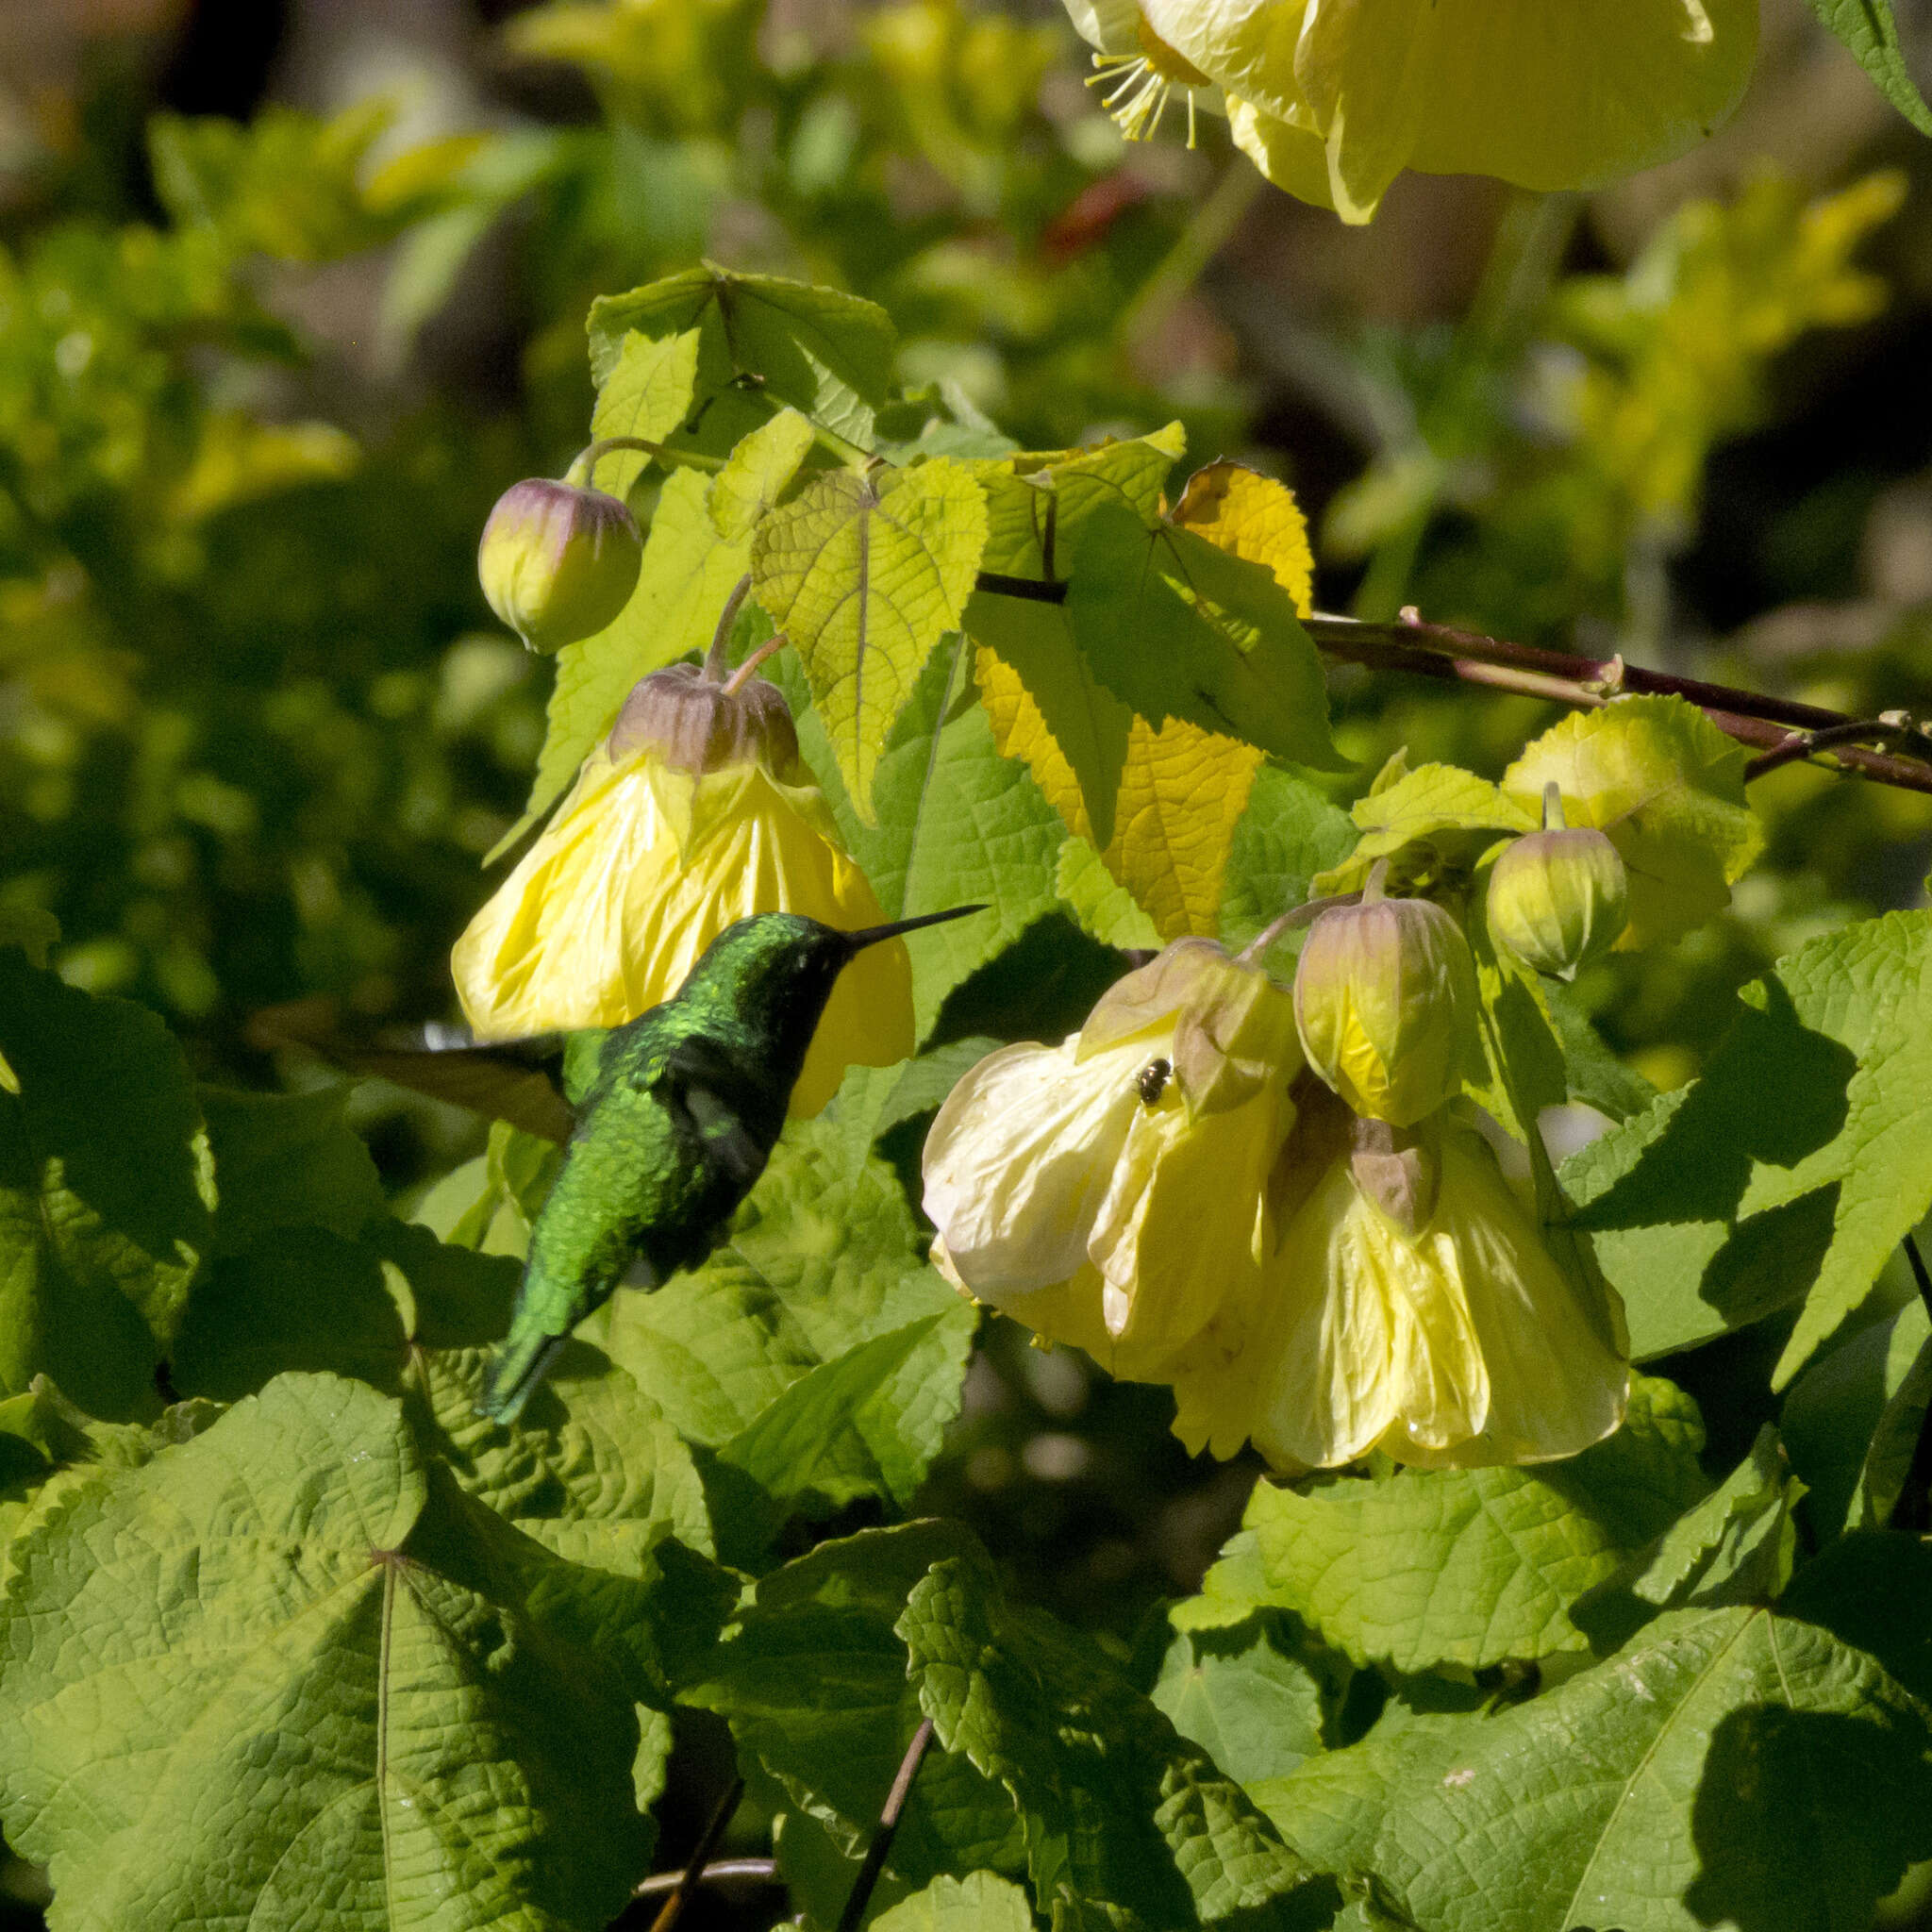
[680,907,986,1041]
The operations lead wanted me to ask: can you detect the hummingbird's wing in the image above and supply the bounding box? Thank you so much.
[654,1037,769,1193]
[246,998,577,1143]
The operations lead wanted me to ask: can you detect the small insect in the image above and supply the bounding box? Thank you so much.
[1136,1057,1172,1106]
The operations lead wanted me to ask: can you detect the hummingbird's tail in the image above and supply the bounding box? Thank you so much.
[479,1330,572,1424]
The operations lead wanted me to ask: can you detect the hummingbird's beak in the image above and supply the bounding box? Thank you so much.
[841,904,986,951]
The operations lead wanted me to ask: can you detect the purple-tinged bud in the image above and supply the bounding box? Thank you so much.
[1293,870,1478,1127]
[477,478,642,654]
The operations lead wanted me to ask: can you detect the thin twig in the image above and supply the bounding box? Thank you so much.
[646,1776,746,1932]
[633,1858,779,1900]
[962,575,1932,796]
[835,1719,936,1932]
[1305,612,1932,798]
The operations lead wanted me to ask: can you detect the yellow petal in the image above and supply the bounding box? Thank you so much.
[1088,1074,1294,1373]
[1155,0,1757,214]
[452,747,909,1117]
[1388,1132,1628,1468]
[923,1038,1149,1293]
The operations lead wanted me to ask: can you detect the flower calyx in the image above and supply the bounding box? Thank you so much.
[608,656,801,781]
[477,477,642,655]
[1292,862,1479,1127]
[1077,937,1300,1116]
[1487,782,1630,979]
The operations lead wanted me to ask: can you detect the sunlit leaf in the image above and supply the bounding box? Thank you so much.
[754,459,989,816]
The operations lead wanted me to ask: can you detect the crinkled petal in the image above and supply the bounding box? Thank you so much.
[452,749,908,1118]
[1226,98,1339,213]
[1086,1080,1291,1371]
[1239,1157,1406,1467]
[923,1038,1148,1294]
[1389,1133,1628,1468]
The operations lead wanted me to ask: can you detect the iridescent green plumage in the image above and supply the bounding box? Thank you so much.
[480,906,978,1422]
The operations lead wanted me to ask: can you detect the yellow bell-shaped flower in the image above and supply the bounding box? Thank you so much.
[923,939,1303,1376]
[1132,0,1758,223]
[452,660,911,1117]
[1170,1107,1629,1471]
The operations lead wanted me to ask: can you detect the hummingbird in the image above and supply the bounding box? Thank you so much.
[478,904,983,1423]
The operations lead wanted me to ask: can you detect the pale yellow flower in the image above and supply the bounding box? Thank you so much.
[1171,1116,1628,1470]
[1130,0,1758,223]
[923,940,1302,1376]
[453,668,911,1118]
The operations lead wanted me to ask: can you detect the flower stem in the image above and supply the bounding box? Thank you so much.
[704,575,756,681]
[1118,159,1265,352]
[724,632,790,693]
[835,1719,935,1932]
[645,1776,745,1932]
[566,436,724,488]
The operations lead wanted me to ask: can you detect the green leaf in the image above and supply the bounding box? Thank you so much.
[1541,979,1657,1124]
[1309,760,1533,899]
[197,1087,385,1254]
[508,463,758,840]
[687,1522,1029,1885]
[1217,764,1359,957]
[710,406,819,540]
[588,264,895,451]
[781,637,1067,1035]
[586,325,700,499]
[170,1226,410,1400]
[0,1373,655,1930]
[1257,1593,1932,1932]
[899,1542,1333,1929]
[1563,911,1932,1380]
[872,1871,1037,1932]
[1150,1616,1337,1787]
[1056,839,1160,950]
[718,1307,978,1541]
[409,1345,732,1702]
[1805,0,1932,136]
[1237,1374,1709,1673]
[1616,1424,1802,1612]
[0,952,214,1418]
[1504,696,1763,950]
[1063,501,1343,774]
[967,590,1130,846]
[597,1113,961,1444]
[1782,1294,1932,1535]
[753,459,990,816]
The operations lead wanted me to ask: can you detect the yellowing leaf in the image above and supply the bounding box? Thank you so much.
[1110,720,1265,940]
[977,643,1260,941]
[1056,841,1161,951]
[1169,462,1316,616]
[1505,695,1762,948]
[753,459,989,818]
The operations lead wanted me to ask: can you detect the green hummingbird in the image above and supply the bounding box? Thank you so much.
[479,904,983,1423]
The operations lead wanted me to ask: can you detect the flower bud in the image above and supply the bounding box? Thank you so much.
[1292,874,1478,1127]
[1487,818,1630,979]
[608,661,801,778]
[477,478,642,654]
